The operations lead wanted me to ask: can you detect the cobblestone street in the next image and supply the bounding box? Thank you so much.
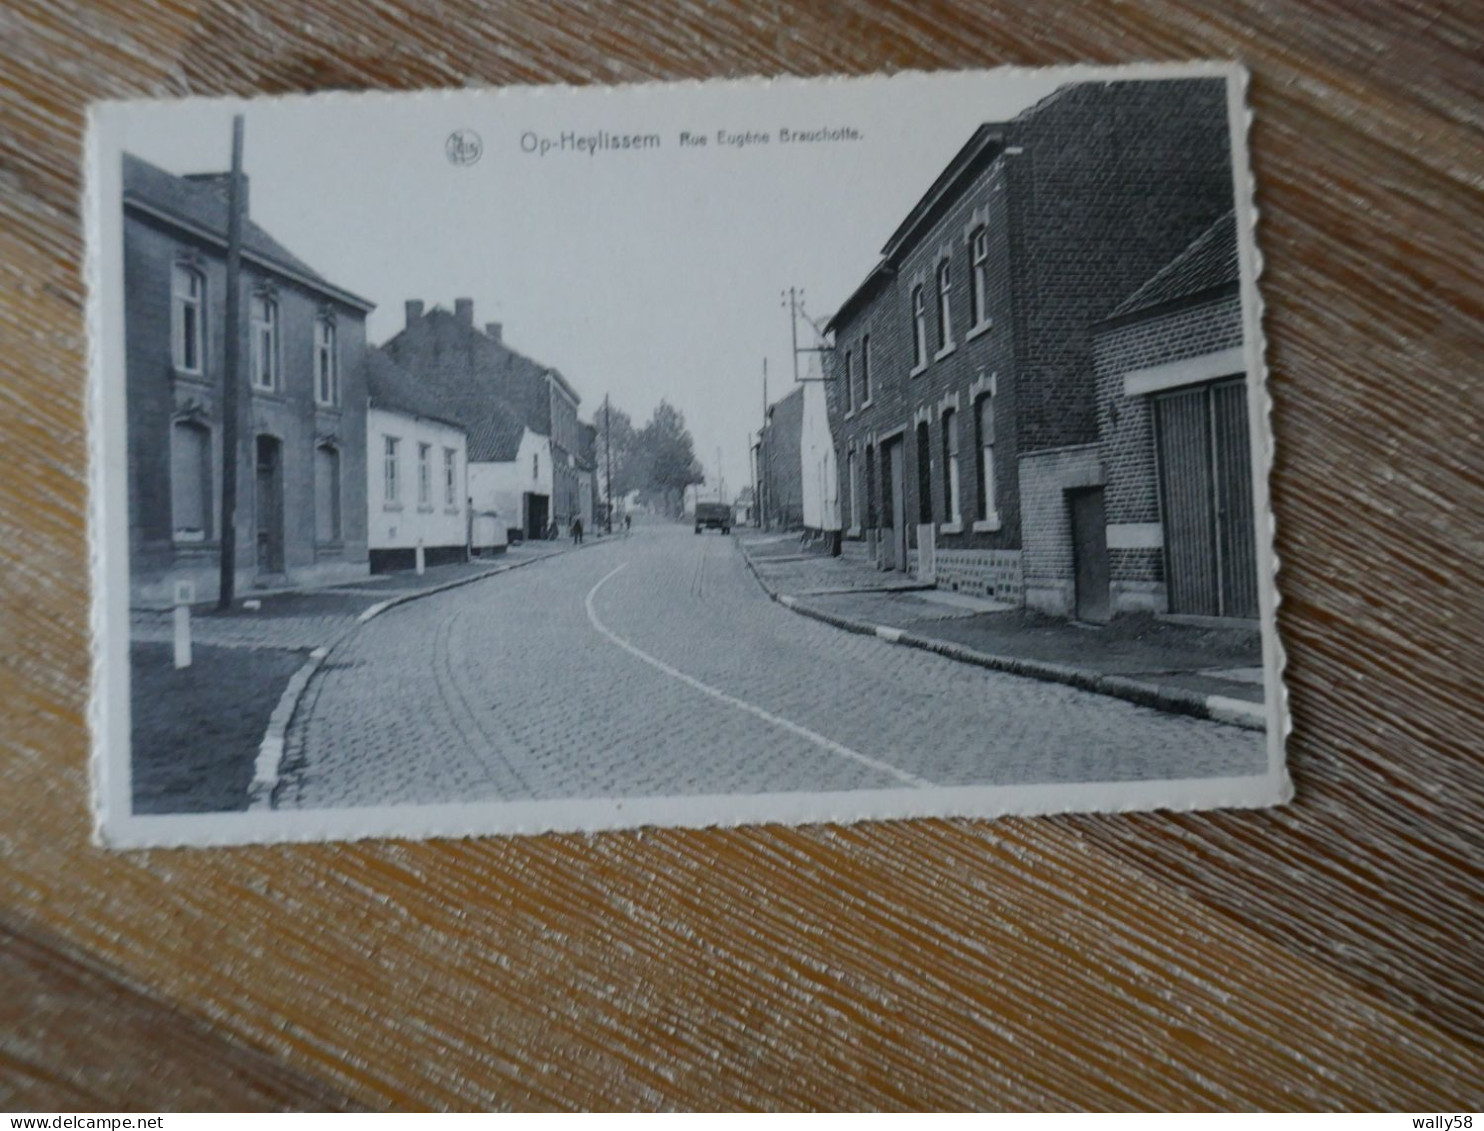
[275,524,1264,809]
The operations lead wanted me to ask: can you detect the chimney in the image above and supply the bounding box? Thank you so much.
[405,300,424,329]
[185,171,249,218]
[454,298,474,328]
[485,322,503,343]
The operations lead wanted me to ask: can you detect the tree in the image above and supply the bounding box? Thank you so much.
[595,403,638,501]
[633,400,704,517]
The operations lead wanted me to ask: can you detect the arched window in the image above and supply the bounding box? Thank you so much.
[314,316,338,405]
[935,259,953,352]
[977,394,997,521]
[250,293,279,390]
[170,419,211,541]
[860,335,871,402]
[970,227,989,328]
[315,443,341,542]
[171,264,205,373]
[910,286,926,369]
[843,349,854,412]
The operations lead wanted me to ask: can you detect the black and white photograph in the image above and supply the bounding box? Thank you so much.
[87,63,1288,847]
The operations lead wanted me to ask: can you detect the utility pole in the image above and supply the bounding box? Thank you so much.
[761,358,769,529]
[603,392,612,534]
[217,114,245,611]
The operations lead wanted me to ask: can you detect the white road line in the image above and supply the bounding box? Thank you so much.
[584,563,932,789]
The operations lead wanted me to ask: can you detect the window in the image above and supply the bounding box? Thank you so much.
[171,264,205,373]
[250,294,279,390]
[314,317,338,405]
[315,444,341,542]
[384,436,400,502]
[977,394,997,520]
[532,452,539,481]
[444,448,457,506]
[843,350,854,412]
[970,227,989,327]
[847,451,859,530]
[943,409,961,525]
[935,259,953,352]
[910,287,926,369]
[860,336,871,402]
[418,443,432,506]
[170,420,211,541]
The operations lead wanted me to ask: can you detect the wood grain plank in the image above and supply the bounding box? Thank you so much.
[1,0,1480,1111]
[0,912,362,1111]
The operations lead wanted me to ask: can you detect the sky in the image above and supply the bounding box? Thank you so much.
[100,69,1072,497]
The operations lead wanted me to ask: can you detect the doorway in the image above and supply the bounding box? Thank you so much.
[1069,487,1110,623]
[255,434,284,576]
[1154,378,1257,618]
[524,492,550,541]
[888,437,908,572]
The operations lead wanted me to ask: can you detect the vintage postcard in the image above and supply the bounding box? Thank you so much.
[86,63,1289,848]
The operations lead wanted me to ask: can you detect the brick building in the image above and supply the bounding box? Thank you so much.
[1093,211,1257,620]
[382,300,585,539]
[824,78,1236,614]
[123,153,374,605]
[758,385,805,529]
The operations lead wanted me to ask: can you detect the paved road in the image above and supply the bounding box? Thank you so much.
[277,525,1265,809]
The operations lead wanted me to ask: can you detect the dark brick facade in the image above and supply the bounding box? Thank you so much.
[1094,266,1246,614]
[825,78,1236,607]
[124,155,372,605]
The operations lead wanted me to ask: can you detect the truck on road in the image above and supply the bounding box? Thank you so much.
[693,502,731,535]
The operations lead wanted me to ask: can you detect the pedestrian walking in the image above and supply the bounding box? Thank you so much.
[571,516,584,545]
[623,513,632,537]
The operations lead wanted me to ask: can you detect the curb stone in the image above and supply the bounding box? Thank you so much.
[248,540,599,809]
[736,538,1266,733]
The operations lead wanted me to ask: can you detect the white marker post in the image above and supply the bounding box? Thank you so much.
[173,579,194,669]
[415,539,426,576]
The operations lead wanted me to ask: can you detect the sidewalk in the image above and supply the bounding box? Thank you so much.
[737,532,1267,731]
[129,538,588,813]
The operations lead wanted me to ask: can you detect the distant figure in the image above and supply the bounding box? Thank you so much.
[571,516,584,545]
[623,513,632,536]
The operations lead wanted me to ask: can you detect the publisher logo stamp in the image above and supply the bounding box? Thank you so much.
[446,129,483,166]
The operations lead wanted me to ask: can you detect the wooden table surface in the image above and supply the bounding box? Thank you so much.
[2,0,1481,1112]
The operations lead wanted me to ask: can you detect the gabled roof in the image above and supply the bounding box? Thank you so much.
[462,398,527,463]
[1107,210,1239,321]
[121,153,373,311]
[366,349,465,432]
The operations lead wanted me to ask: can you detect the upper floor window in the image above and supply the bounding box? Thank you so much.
[418,442,432,506]
[171,264,205,373]
[533,452,540,481]
[444,448,458,506]
[250,294,279,391]
[910,286,926,370]
[843,350,854,412]
[384,435,400,502]
[314,316,338,406]
[860,335,871,402]
[935,259,953,352]
[970,227,989,327]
